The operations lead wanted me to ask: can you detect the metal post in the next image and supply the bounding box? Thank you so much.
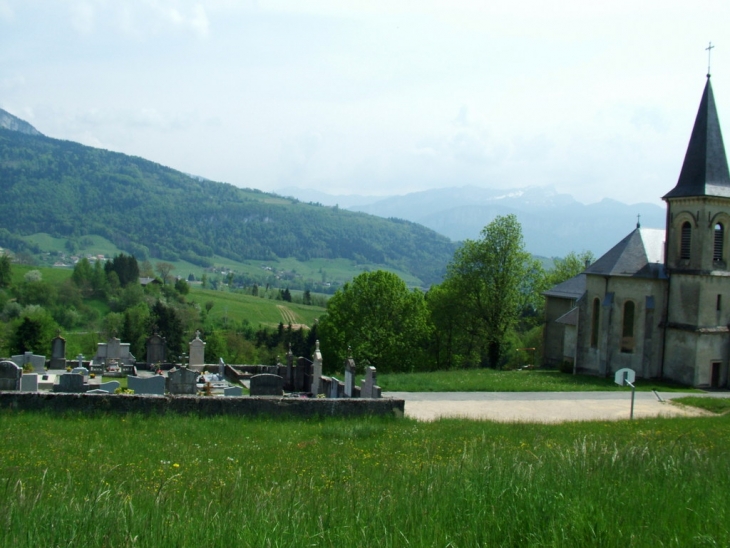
[627,380,636,420]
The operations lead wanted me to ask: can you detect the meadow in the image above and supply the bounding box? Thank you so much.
[377,368,701,393]
[1,411,728,546]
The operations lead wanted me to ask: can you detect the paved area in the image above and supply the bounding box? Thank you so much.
[384,391,727,422]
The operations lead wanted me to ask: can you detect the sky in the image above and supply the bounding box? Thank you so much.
[1,1,729,206]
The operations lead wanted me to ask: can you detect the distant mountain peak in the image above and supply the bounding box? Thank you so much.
[0,109,43,136]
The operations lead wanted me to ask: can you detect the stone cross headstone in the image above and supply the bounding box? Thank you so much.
[344,351,356,398]
[249,373,284,396]
[311,340,323,395]
[77,354,85,368]
[0,361,22,391]
[11,352,46,373]
[167,367,199,395]
[106,337,122,365]
[50,335,67,369]
[189,332,206,366]
[128,375,166,395]
[146,333,166,366]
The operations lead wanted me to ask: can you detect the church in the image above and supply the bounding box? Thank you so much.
[543,75,730,388]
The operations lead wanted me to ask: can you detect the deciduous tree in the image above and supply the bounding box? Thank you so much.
[318,270,432,373]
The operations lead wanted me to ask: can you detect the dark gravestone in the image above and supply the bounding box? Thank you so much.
[0,361,22,391]
[249,374,284,396]
[167,367,199,395]
[146,333,166,366]
[55,373,85,393]
[50,336,67,369]
[128,375,166,395]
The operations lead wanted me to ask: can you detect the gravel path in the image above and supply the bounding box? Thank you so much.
[383,391,722,422]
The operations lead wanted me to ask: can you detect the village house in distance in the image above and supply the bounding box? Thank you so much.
[544,75,730,388]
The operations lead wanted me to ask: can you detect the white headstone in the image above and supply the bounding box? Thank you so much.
[189,333,206,366]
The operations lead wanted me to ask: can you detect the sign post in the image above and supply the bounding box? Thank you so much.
[614,368,636,419]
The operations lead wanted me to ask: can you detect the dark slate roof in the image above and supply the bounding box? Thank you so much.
[555,307,579,326]
[543,273,586,299]
[664,77,730,199]
[584,227,666,278]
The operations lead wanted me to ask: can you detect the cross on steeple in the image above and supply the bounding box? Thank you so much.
[636,214,641,228]
[706,42,715,77]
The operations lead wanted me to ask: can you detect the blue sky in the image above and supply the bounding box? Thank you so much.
[1,0,728,205]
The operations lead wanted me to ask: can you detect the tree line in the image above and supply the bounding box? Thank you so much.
[318,215,592,373]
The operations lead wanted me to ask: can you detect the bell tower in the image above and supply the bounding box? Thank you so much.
[663,76,730,387]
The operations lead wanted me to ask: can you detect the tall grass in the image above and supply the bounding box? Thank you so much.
[0,412,728,546]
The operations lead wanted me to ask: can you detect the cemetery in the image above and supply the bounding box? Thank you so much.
[0,332,400,418]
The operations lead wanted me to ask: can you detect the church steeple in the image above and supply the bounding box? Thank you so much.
[663,77,730,199]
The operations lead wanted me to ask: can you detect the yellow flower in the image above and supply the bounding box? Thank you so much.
[173,463,180,468]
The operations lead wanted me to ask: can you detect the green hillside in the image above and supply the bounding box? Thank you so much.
[0,127,456,286]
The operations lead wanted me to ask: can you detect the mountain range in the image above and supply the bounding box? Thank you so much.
[0,109,454,286]
[276,186,667,259]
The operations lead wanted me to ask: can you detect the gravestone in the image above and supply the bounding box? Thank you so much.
[249,374,284,396]
[146,333,166,366]
[167,367,199,395]
[56,373,85,393]
[361,366,378,398]
[224,386,243,397]
[189,331,206,366]
[218,357,225,379]
[98,381,121,393]
[20,373,38,392]
[311,340,323,395]
[106,337,121,365]
[86,389,109,394]
[72,366,89,377]
[50,335,67,369]
[286,344,294,389]
[344,353,356,397]
[11,352,46,373]
[0,361,22,391]
[128,375,166,395]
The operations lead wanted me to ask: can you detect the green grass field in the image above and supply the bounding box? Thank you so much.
[0,412,728,546]
[674,396,730,414]
[188,287,325,329]
[377,368,701,392]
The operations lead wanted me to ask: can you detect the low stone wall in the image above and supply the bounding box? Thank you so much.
[0,391,405,418]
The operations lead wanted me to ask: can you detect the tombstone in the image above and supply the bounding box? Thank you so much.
[360,366,377,398]
[294,357,312,393]
[167,367,199,395]
[344,352,356,398]
[50,335,67,369]
[86,389,109,394]
[285,344,294,389]
[128,375,166,395]
[106,337,122,366]
[249,374,284,396]
[218,358,225,379]
[55,373,85,393]
[20,373,38,392]
[189,331,206,366]
[98,381,121,393]
[224,386,243,397]
[146,333,166,366]
[11,352,46,373]
[72,366,90,377]
[311,340,323,395]
[329,377,345,399]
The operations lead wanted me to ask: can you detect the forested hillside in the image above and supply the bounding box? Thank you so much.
[0,128,455,285]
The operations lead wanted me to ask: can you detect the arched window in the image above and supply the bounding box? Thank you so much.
[714,223,724,262]
[680,222,692,260]
[621,301,635,354]
[590,298,600,348]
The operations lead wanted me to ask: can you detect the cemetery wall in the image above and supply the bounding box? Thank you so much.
[0,392,405,418]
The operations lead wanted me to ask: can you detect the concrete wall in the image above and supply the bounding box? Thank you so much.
[0,392,405,418]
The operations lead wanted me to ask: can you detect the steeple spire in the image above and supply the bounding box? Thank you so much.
[664,77,730,199]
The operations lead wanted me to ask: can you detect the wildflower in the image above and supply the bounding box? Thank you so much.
[173,463,180,468]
